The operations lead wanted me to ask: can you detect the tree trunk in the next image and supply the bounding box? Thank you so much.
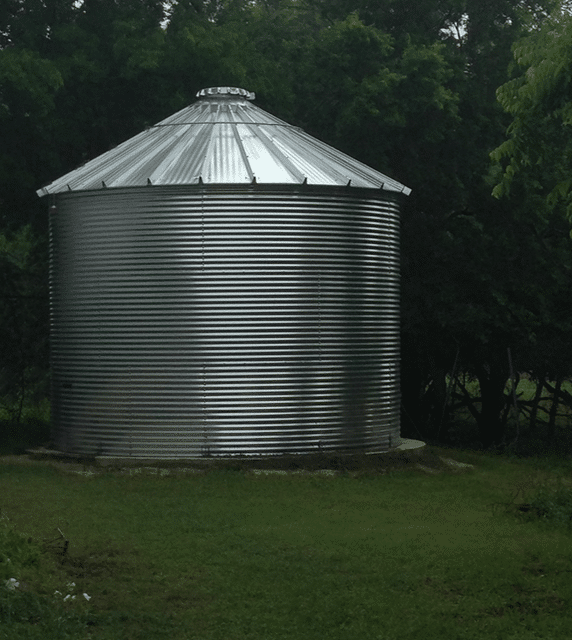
[475,362,508,448]
[428,365,448,439]
[547,377,562,442]
[529,377,544,432]
[400,366,428,441]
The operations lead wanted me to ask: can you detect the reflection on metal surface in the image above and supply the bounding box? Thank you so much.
[49,185,401,457]
[37,87,411,196]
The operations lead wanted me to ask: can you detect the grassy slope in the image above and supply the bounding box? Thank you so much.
[1,449,571,640]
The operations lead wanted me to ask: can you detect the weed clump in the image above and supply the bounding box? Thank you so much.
[528,480,572,528]
[0,514,40,582]
[0,513,94,639]
[515,478,572,530]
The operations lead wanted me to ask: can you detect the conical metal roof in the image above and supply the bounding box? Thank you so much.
[37,86,411,196]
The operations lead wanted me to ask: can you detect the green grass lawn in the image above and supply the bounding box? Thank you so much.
[1,449,572,639]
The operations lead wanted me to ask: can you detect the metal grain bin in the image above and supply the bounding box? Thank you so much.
[38,86,410,458]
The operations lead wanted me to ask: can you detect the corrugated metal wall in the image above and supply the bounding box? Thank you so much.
[50,184,400,457]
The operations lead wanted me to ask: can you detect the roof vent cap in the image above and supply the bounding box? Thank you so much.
[196,86,255,101]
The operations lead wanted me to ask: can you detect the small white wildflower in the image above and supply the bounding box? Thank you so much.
[54,590,62,596]
[63,594,72,602]
[83,593,91,601]
[5,578,19,590]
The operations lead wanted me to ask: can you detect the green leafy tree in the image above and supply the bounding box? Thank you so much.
[403,0,569,444]
[43,0,168,172]
[229,6,461,208]
[488,5,572,445]
[491,4,572,219]
[0,225,49,423]
[1,0,568,449]
[0,46,62,227]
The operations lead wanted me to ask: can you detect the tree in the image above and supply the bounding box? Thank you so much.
[397,0,568,447]
[0,46,62,228]
[227,6,461,210]
[491,4,572,220]
[1,0,568,449]
[0,225,49,422]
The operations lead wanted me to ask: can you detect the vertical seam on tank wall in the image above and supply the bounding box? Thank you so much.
[201,190,208,453]
[48,197,58,445]
[318,268,322,362]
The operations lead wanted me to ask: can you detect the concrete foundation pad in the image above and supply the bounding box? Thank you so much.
[28,438,426,467]
[19,439,484,477]
[392,438,427,454]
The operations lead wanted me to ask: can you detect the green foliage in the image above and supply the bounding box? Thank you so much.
[112,19,165,78]
[0,0,570,450]
[0,511,96,639]
[0,225,49,423]
[0,521,40,582]
[0,46,63,226]
[0,48,62,118]
[492,5,572,219]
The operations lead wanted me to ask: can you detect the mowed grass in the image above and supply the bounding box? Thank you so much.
[1,449,572,640]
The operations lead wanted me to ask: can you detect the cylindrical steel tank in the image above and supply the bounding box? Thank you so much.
[38,87,410,458]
